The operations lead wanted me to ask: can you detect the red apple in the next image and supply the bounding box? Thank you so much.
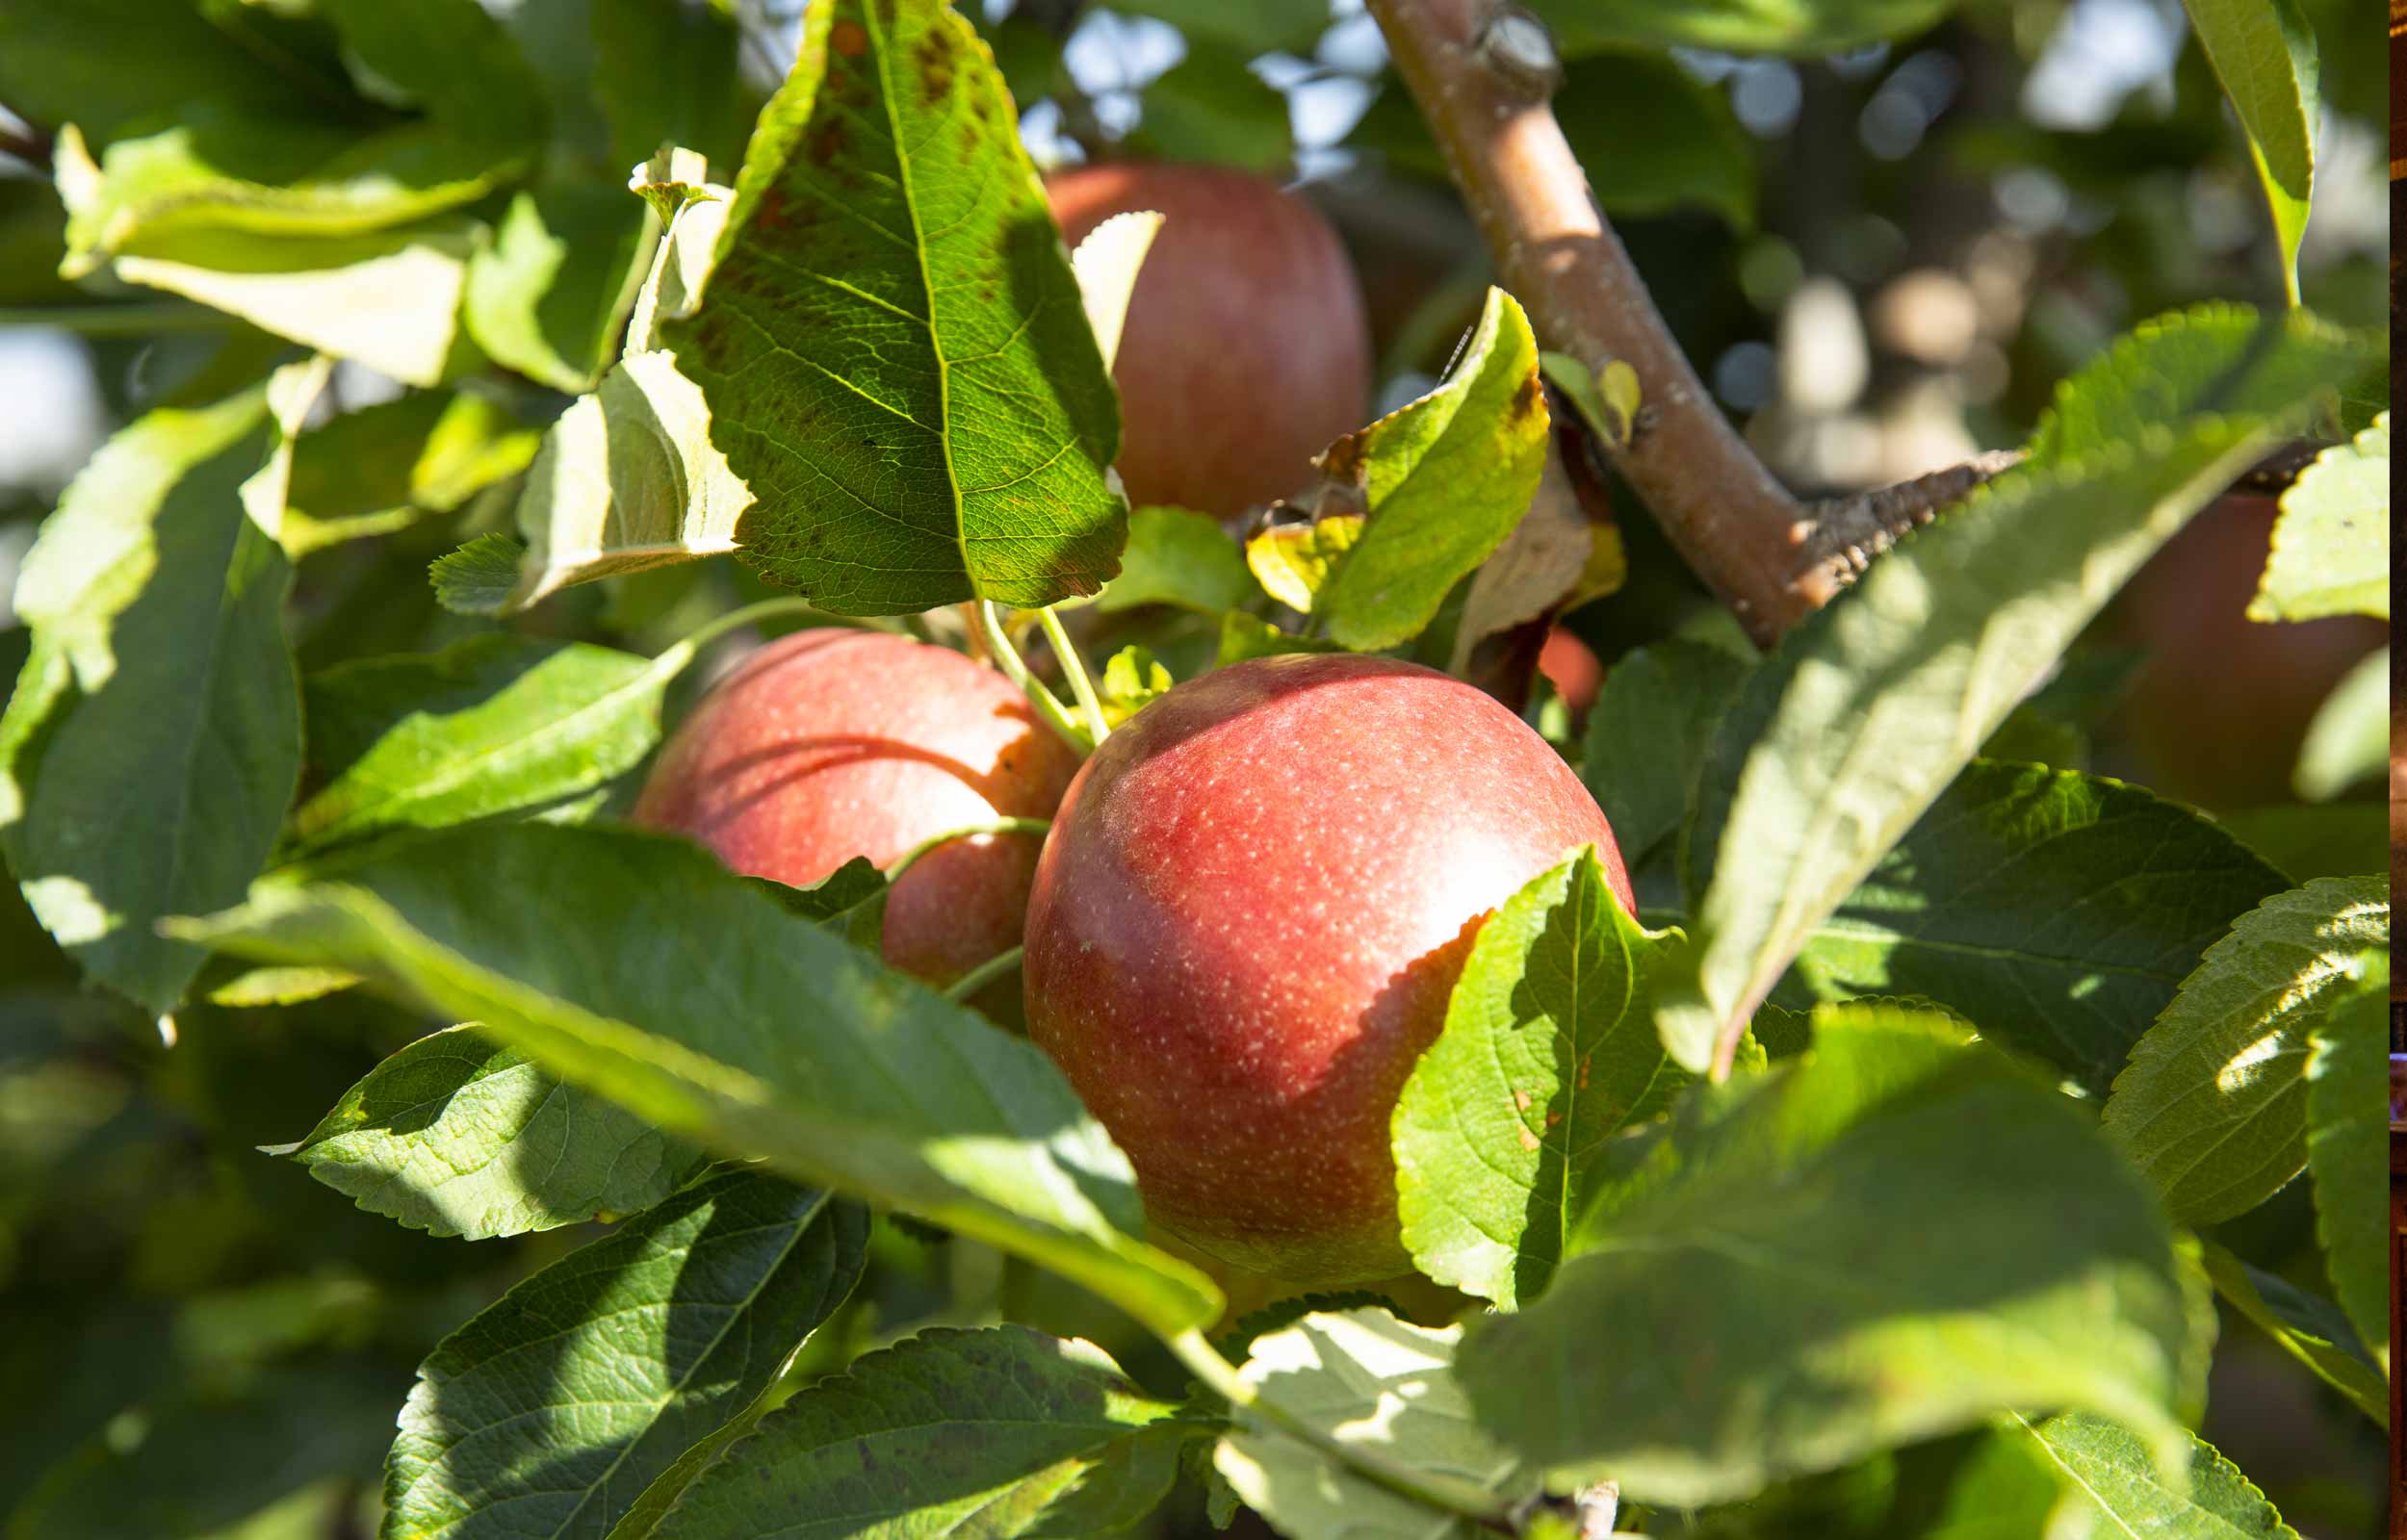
[1046,162,1373,519]
[632,629,1080,985]
[1538,627,1604,715]
[1022,653,1633,1287]
[2112,494,2387,808]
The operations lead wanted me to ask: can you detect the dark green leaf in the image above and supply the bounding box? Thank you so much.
[430,533,531,615]
[660,0,1126,614]
[1461,1004,2208,1506]
[1393,848,1687,1308]
[1216,611,1343,664]
[2304,964,2387,1360]
[1773,761,2290,1095]
[1312,287,1547,652]
[2102,877,2387,1223]
[284,390,544,555]
[2197,1241,2385,1425]
[1110,0,1327,56]
[1582,639,1752,873]
[289,632,673,854]
[593,0,753,174]
[1522,0,1959,57]
[1132,38,1294,172]
[2216,801,2387,884]
[317,0,549,152]
[0,380,299,1014]
[642,1324,1210,1539]
[172,823,1223,1338]
[387,1172,867,1540]
[2180,0,2317,300]
[278,1024,703,1241]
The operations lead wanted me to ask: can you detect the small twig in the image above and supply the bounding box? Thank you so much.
[881,817,1051,886]
[0,117,54,170]
[1791,450,2027,587]
[944,945,1025,1002]
[1364,0,1811,647]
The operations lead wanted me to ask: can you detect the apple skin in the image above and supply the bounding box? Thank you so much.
[1045,162,1372,519]
[2112,494,2386,809]
[1022,653,1634,1287]
[1538,627,1604,715]
[632,629,1080,986]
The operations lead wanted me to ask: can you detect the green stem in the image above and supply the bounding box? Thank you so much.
[1037,606,1111,746]
[1167,1331,1517,1531]
[943,944,1024,1002]
[882,818,1051,886]
[976,601,1093,754]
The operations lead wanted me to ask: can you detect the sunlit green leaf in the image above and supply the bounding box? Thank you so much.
[2253,412,2388,622]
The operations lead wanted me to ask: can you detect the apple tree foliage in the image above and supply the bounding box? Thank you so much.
[0,0,2391,1536]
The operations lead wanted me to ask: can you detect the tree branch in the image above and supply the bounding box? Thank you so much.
[1364,0,1815,646]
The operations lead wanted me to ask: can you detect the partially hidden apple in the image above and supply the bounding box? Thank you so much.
[1046,162,1372,519]
[633,629,1080,985]
[1022,653,1633,1287]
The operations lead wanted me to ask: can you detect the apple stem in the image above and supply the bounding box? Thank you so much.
[881,818,1051,887]
[943,945,1023,1003]
[1167,1329,1521,1531]
[1036,606,1113,745]
[976,601,1096,753]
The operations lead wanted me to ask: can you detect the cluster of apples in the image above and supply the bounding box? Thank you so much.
[634,165,1634,1292]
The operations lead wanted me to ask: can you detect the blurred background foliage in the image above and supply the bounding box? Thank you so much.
[0,0,2392,1534]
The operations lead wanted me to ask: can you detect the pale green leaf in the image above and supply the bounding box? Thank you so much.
[660,0,1126,614]
[109,221,479,389]
[1247,515,1365,614]
[464,185,656,394]
[624,153,732,357]
[2014,1413,2299,1539]
[170,823,1222,1339]
[1217,1309,1538,1540]
[638,1325,1209,1540]
[2102,877,2386,1223]
[387,1172,867,1540]
[1096,505,1251,614]
[282,390,543,556]
[0,383,299,1013]
[2254,412,2388,622]
[289,633,676,854]
[2305,967,2389,1362]
[1070,210,1163,374]
[2292,646,2386,800]
[278,1024,702,1241]
[1311,287,1548,652]
[2180,0,2317,303]
[1392,849,1686,1308]
[2197,1241,2385,1426]
[1461,1005,2208,1507]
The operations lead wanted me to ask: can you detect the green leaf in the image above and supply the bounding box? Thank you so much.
[1392,849,1686,1308]
[0,381,300,1014]
[2253,411,2388,622]
[1246,515,1366,614]
[2012,1413,2299,1538]
[2025,306,2376,471]
[1521,0,1958,56]
[1096,505,1251,614]
[637,1324,1210,1539]
[1216,1309,1538,1540]
[592,0,752,176]
[1581,640,1753,875]
[2101,877,2387,1223]
[2304,966,2388,1361]
[276,1024,702,1241]
[288,633,674,854]
[172,823,1223,1339]
[103,219,481,390]
[2180,0,2317,304]
[1555,55,1756,231]
[1068,210,1163,375]
[1667,303,2377,1071]
[1773,761,2291,1096]
[742,857,889,935]
[1311,288,1548,652]
[660,0,1126,614]
[464,185,656,394]
[2291,646,2386,801]
[5,1360,400,1540]
[1110,0,1328,56]
[1460,1005,2209,1507]
[0,0,319,147]
[1133,38,1295,173]
[1096,646,1174,727]
[429,534,531,615]
[2217,801,2389,885]
[284,390,543,555]
[625,152,733,356]
[2197,1241,2386,1425]
[387,1171,867,1540]
[1216,611,1344,665]
[315,0,550,153]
